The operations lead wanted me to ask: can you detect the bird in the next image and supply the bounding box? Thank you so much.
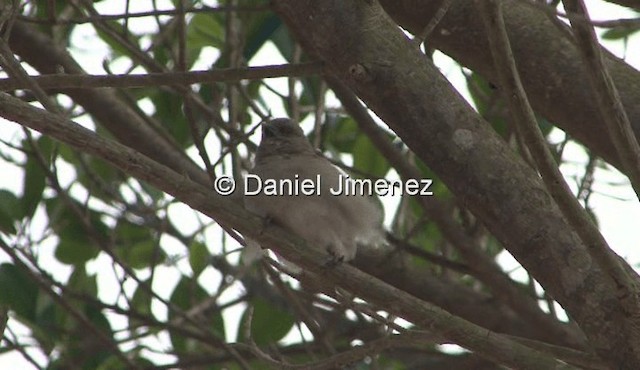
[244,118,385,263]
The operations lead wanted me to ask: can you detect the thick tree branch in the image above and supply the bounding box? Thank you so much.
[271,0,640,368]
[378,0,640,173]
[327,77,585,349]
[475,0,640,367]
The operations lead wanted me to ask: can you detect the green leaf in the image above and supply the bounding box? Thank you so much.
[114,220,163,269]
[32,293,60,354]
[271,22,295,61]
[46,198,104,266]
[187,13,224,51]
[95,20,140,59]
[0,190,20,234]
[63,304,113,369]
[84,302,112,333]
[115,219,144,241]
[484,235,505,257]
[151,90,190,147]
[406,220,443,264]
[129,281,153,329]
[34,0,77,39]
[88,155,120,183]
[414,158,450,198]
[189,241,209,277]
[21,135,56,219]
[21,154,46,219]
[138,181,164,202]
[36,135,55,164]
[353,134,390,178]
[243,13,282,61]
[96,356,155,370]
[64,145,122,204]
[55,234,98,266]
[325,117,359,153]
[466,72,508,137]
[240,298,294,346]
[602,27,639,40]
[169,277,225,353]
[298,76,323,110]
[67,266,98,297]
[536,116,554,137]
[0,263,38,322]
[130,240,159,269]
[323,116,392,178]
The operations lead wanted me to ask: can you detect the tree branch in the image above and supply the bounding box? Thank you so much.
[475,1,640,366]
[271,0,639,367]
[0,63,323,91]
[378,0,640,173]
[562,0,640,197]
[327,77,585,349]
[0,92,575,369]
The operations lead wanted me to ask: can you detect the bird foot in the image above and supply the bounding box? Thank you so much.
[257,215,273,236]
[323,247,345,267]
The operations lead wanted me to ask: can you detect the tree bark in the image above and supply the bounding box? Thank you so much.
[379,0,640,173]
[272,0,640,368]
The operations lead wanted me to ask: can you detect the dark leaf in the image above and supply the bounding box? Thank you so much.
[169,277,225,352]
[189,241,209,277]
[46,198,105,266]
[0,263,38,322]
[239,297,294,346]
[114,220,163,270]
[0,190,20,234]
[21,153,46,219]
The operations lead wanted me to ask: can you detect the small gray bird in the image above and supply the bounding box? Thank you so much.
[244,118,384,262]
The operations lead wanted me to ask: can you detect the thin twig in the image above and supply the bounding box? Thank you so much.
[0,38,59,112]
[0,239,141,370]
[0,62,324,91]
[17,4,269,25]
[411,0,454,48]
[562,0,640,198]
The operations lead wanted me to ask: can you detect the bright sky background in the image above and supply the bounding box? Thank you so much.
[0,0,639,368]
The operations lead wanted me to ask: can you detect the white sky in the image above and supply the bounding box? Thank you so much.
[1,0,639,368]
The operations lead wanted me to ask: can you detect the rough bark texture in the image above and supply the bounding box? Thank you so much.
[379,0,640,173]
[272,0,640,368]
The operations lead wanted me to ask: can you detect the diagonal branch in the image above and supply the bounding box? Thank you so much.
[562,0,640,198]
[327,77,585,348]
[0,63,324,91]
[0,92,575,369]
[7,21,210,187]
[476,1,640,368]
[270,0,640,367]
[378,0,640,173]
